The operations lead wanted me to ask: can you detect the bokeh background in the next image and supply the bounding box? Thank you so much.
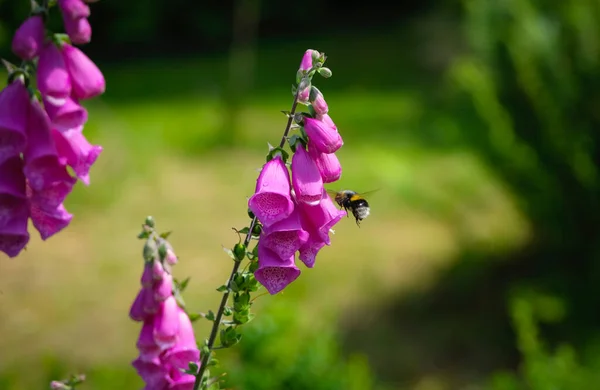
[1,0,600,389]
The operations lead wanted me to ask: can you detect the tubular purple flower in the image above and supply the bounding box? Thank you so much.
[298,190,346,245]
[308,142,342,183]
[0,157,29,257]
[57,0,90,19]
[298,234,327,268]
[299,49,315,72]
[11,15,45,60]
[27,181,73,212]
[162,308,201,370]
[248,155,294,227]
[261,208,309,259]
[137,320,163,361]
[291,145,323,205]
[129,288,149,321]
[37,43,71,106]
[303,116,343,154]
[44,97,88,131]
[52,128,102,185]
[132,357,169,389]
[152,258,165,280]
[63,17,91,45]
[62,44,105,100]
[310,87,328,116]
[254,241,301,295]
[154,273,173,302]
[168,370,196,390]
[317,113,337,131]
[24,98,76,192]
[30,202,73,240]
[0,78,29,165]
[153,295,180,349]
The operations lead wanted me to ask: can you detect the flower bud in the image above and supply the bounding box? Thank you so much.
[63,16,92,45]
[11,15,45,60]
[309,87,328,116]
[62,43,105,100]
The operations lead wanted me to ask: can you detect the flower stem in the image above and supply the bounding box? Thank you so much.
[193,91,301,390]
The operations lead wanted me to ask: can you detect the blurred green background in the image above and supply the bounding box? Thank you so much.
[1,0,600,389]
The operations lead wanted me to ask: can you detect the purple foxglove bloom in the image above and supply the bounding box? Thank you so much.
[30,202,73,240]
[153,295,180,349]
[63,16,91,45]
[303,116,343,154]
[0,79,29,164]
[44,97,88,132]
[154,272,173,301]
[317,113,337,131]
[254,241,301,295]
[137,320,163,361]
[129,288,148,322]
[299,190,345,245]
[310,88,328,116]
[52,128,102,185]
[166,248,178,265]
[0,157,29,257]
[298,234,327,268]
[299,49,315,72]
[132,357,170,389]
[143,285,159,315]
[168,369,196,390]
[141,262,155,287]
[62,44,105,100]
[261,208,309,259]
[11,15,45,60]
[28,181,73,211]
[24,98,76,192]
[291,145,323,205]
[57,0,90,19]
[163,308,201,370]
[37,43,71,106]
[297,86,310,104]
[152,258,165,280]
[308,142,341,183]
[248,155,294,227]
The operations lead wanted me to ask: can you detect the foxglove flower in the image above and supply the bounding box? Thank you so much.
[11,15,45,60]
[52,128,102,185]
[63,16,92,45]
[0,157,29,258]
[57,0,91,19]
[248,155,294,227]
[44,97,88,131]
[299,49,316,72]
[261,209,309,260]
[303,116,343,154]
[0,78,29,165]
[29,202,73,240]
[308,142,341,183]
[254,240,301,295]
[37,43,71,106]
[309,87,328,116]
[62,44,105,100]
[291,145,323,205]
[299,190,346,245]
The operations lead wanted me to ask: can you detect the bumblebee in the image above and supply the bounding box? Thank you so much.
[327,189,376,226]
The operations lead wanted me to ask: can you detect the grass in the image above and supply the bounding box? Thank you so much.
[0,32,530,388]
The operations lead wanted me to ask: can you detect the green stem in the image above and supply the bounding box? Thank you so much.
[192,90,301,390]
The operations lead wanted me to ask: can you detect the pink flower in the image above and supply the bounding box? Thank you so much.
[298,233,327,268]
[44,97,88,131]
[0,157,30,258]
[153,296,180,349]
[303,116,343,154]
[57,0,90,19]
[130,287,152,322]
[0,78,29,165]
[132,357,170,389]
[308,142,341,183]
[30,202,73,240]
[63,16,92,45]
[62,44,105,100]
[318,113,337,131]
[52,128,102,185]
[37,43,71,106]
[310,87,328,116]
[298,190,345,245]
[137,320,163,361]
[254,241,301,295]
[162,309,201,370]
[11,15,45,60]
[154,272,173,301]
[299,49,316,72]
[248,155,294,227]
[261,208,309,260]
[291,145,323,205]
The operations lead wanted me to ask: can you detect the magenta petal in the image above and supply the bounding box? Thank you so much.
[0,79,29,164]
[308,143,341,183]
[152,259,165,280]
[63,16,92,45]
[0,157,27,199]
[310,88,328,116]
[303,117,343,154]
[30,202,73,240]
[298,235,327,268]
[141,262,154,287]
[142,286,159,315]
[291,146,323,205]
[137,320,163,360]
[37,43,72,106]
[153,296,180,349]
[168,375,195,390]
[28,181,74,211]
[248,156,294,227]
[132,357,170,389]
[154,273,173,302]
[317,113,337,131]
[57,0,90,19]
[11,15,45,60]
[62,44,105,100]
[44,97,88,131]
[298,49,315,72]
[52,128,102,185]
[254,242,301,295]
[0,198,29,258]
[130,288,149,322]
[299,190,346,244]
[163,309,201,370]
[261,209,309,259]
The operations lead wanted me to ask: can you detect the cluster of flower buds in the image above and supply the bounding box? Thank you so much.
[1,0,104,257]
[130,219,201,390]
[248,50,345,295]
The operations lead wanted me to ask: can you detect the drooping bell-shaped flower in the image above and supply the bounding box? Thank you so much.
[298,49,316,72]
[308,142,341,183]
[63,16,91,45]
[309,87,328,117]
[298,190,346,245]
[130,287,152,322]
[153,295,180,349]
[303,116,343,154]
[317,113,337,131]
[52,128,102,185]
[62,44,105,100]
[44,97,88,131]
[11,15,45,60]
[0,78,29,165]
[254,241,301,295]
[261,208,309,260]
[37,43,71,106]
[168,368,196,390]
[0,157,30,257]
[57,0,90,19]
[29,201,73,240]
[154,272,173,302]
[132,357,170,389]
[162,308,201,370]
[136,320,163,362]
[248,155,294,227]
[291,146,323,206]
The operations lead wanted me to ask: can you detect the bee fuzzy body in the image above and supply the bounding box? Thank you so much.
[333,190,371,226]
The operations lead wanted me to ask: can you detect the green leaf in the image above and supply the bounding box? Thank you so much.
[208,358,219,367]
[266,147,289,164]
[188,313,202,322]
[237,227,250,234]
[144,216,155,228]
[137,231,151,239]
[223,306,233,316]
[230,280,239,293]
[216,285,228,292]
[179,277,191,292]
[142,238,157,261]
[159,231,172,239]
[205,310,215,321]
[249,260,259,273]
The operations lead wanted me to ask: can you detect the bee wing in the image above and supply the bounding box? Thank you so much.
[358,188,381,197]
[325,188,340,198]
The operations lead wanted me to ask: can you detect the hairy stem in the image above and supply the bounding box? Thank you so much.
[193,90,301,390]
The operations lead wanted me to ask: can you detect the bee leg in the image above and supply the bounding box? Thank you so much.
[355,218,361,227]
